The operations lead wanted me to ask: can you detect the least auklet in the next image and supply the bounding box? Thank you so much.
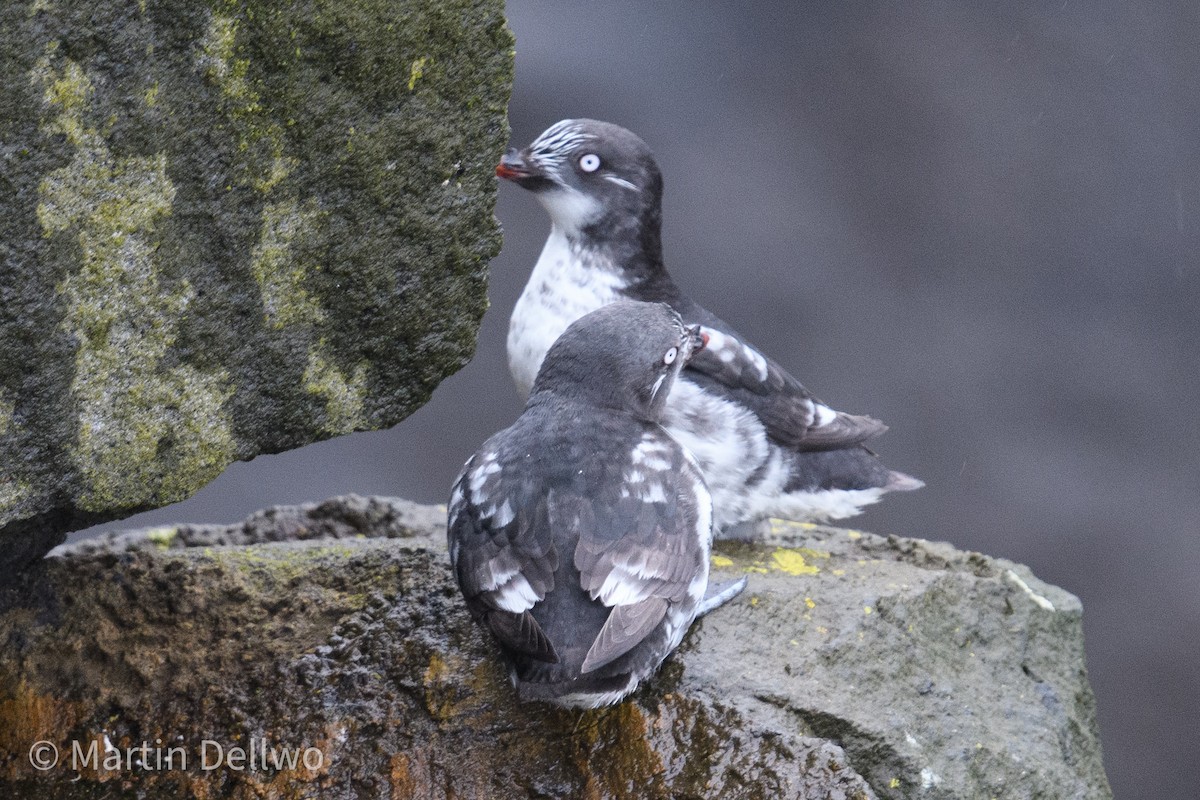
[447,301,746,708]
[498,119,923,534]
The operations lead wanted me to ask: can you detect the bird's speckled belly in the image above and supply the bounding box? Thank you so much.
[508,228,627,396]
[660,379,776,529]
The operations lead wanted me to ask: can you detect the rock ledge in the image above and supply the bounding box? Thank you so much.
[0,496,1111,799]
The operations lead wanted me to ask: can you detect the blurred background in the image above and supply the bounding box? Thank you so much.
[76,2,1198,796]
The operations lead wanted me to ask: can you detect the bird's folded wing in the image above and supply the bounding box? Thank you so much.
[686,325,887,450]
[448,458,559,663]
[555,454,709,673]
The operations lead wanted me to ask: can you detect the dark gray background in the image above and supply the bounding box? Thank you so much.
[80,3,1198,796]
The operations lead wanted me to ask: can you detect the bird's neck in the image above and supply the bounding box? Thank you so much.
[569,209,665,282]
[527,384,658,425]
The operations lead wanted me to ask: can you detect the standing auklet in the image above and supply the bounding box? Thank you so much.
[447,301,746,708]
[498,118,923,534]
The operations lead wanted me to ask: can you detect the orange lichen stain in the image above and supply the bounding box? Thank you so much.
[583,702,668,799]
[0,681,83,780]
[390,752,412,796]
[253,721,336,795]
[390,750,425,800]
[422,652,497,723]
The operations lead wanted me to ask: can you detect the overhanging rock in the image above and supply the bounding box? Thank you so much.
[0,496,1112,799]
[0,0,513,577]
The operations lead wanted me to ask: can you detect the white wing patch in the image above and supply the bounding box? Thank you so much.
[743,345,769,381]
[595,568,656,607]
[468,454,501,501]
[448,483,466,525]
[813,402,838,427]
[701,327,769,380]
[631,435,674,471]
[489,499,515,528]
[623,434,675,504]
[642,483,667,504]
[491,572,541,613]
[705,328,738,364]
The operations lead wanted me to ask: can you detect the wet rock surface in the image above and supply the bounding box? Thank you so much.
[0,496,1111,799]
[0,0,513,578]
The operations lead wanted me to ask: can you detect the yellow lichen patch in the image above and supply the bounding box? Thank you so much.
[200,14,264,133]
[770,548,820,576]
[864,606,873,615]
[408,56,430,91]
[710,554,734,569]
[145,527,178,549]
[0,393,32,516]
[201,12,367,434]
[34,49,236,512]
[0,480,32,517]
[251,197,328,329]
[0,392,13,437]
[846,530,862,540]
[304,350,369,435]
[767,518,817,536]
[804,597,816,610]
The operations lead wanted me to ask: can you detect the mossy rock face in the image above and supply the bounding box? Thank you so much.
[0,0,512,578]
[0,497,1111,799]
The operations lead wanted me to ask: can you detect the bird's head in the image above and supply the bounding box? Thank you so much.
[531,300,705,422]
[497,119,663,241]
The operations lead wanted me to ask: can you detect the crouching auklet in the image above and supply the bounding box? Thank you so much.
[447,301,746,708]
[498,119,923,535]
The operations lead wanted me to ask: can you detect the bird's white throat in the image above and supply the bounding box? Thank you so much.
[508,225,628,396]
[536,186,603,234]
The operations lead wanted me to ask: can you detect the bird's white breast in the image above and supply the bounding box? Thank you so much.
[507,226,628,396]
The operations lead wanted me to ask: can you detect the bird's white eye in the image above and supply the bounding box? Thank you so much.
[579,153,601,173]
[663,346,678,365]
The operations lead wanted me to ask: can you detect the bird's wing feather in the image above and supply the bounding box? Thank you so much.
[555,441,710,673]
[684,323,887,450]
[448,452,559,663]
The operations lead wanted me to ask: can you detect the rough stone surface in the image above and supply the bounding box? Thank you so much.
[0,0,513,578]
[0,496,1111,799]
